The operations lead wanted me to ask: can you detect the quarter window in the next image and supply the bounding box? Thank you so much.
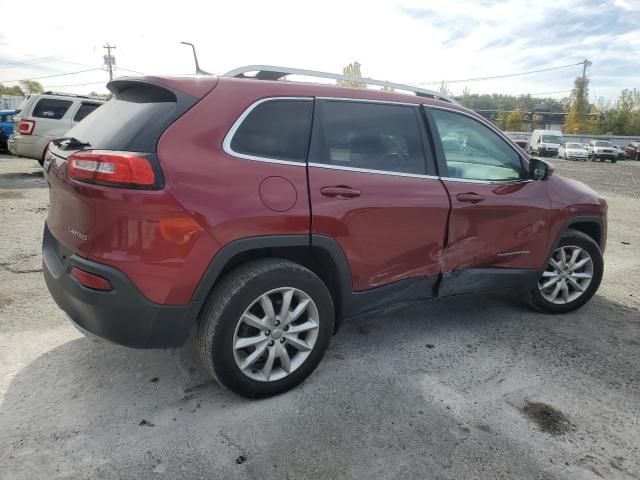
[32,98,73,120]
[74,103,101,122]
[230,99,313,162]
[311,101,428,175]
[431,109,524,181]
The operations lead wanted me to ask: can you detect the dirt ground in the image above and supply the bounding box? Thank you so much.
[0,154,639,479]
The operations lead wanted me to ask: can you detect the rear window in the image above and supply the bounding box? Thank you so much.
[73,103,101,122]
[229,99,313,162]
[64,83,190,153]
[32,98,73,120]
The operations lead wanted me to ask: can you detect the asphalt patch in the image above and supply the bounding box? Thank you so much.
[520,401,573,436]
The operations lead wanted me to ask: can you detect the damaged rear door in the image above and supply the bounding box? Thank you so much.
[425,106,552,296]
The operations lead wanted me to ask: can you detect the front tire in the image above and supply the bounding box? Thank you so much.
[197,258,334,398]
[528,230,603,314]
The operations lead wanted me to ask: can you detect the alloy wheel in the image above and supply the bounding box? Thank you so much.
[232,287,320,382]
[538,245,594,304]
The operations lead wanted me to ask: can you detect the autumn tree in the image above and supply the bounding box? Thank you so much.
[505,110,524,131]
[338,61,366,89]
[563,76,590,134]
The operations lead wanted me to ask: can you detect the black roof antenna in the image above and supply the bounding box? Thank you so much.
[180,42,211,75]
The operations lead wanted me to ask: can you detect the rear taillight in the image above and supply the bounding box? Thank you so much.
[68,151,157,188]
[70,267,112,291]
[18,120,35,135]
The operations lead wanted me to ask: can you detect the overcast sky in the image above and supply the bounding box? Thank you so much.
[0,0,637,101]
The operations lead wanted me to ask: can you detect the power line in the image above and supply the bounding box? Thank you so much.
[43,80,107,88]
[0,54,70,70]
[529,89,572,96]
[412,61,585,85]
[1,68,102,83]
[115,66,145,75]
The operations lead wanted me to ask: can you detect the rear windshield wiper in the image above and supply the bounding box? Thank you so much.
[53,137,91,149]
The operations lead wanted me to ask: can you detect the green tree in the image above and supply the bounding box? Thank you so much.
[338,61,366,89]
[563,76,590,134]
[0,83,24,96]
[18,80,44,94]
[494,108,507,130]
[438,81,451,96]
[609,88,640,136]
[505,110,524,131]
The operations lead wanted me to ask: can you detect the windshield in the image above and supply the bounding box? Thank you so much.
[541,135,563,144]
[595,141,611,147]
[566,143,584,149]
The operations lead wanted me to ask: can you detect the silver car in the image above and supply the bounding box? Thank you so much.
[9,92,103,164]
[558,142,588,161]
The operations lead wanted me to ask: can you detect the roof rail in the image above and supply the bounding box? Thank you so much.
[223,65,458,104]
[42,91,104,101]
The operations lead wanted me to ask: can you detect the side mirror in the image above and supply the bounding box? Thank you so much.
[530,158,554,181]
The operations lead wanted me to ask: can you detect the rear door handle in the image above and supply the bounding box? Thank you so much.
[320,186,362,199]
[456,192,484,204]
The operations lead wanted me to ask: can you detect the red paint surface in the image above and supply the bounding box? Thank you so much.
[441,180,552,271]
[309,167,450,290]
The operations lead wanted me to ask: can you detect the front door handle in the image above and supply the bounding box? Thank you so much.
[456,192,484,204]
[320,186,362,199]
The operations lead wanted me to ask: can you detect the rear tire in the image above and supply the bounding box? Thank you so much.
[196,258,334,398]
[527,230,603,314]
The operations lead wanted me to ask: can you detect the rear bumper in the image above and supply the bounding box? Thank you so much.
[12,135,47,160]
[42,224,202,348]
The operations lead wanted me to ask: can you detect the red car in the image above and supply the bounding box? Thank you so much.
[624,142,640,160]
[43,67,607,398]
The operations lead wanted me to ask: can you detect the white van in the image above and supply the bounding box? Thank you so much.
[9,92,104,164]
[529,130,564,157]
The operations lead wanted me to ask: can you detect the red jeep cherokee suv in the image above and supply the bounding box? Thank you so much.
[42,67,607,398]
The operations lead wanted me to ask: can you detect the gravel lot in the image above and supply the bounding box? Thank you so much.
[1,154,639,480]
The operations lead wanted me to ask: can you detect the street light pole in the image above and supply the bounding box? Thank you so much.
[180,42,211,75]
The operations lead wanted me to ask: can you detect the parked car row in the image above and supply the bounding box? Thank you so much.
[6,92,104,164]
[521,129,639,163]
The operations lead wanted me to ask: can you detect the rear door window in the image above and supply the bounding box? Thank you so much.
[310,100,428,175]
[32,98,73,120]
[229,99,313,162]
[73,103,101,122]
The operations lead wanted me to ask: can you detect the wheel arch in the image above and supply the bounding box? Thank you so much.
[566,218,603,248]
[191,235,353,333]
[546,216,604,266]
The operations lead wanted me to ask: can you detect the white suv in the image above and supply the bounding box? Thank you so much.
[9,92,104,164]
[587,140,617,163]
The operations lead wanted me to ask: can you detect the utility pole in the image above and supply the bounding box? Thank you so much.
[103,44,116,81]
